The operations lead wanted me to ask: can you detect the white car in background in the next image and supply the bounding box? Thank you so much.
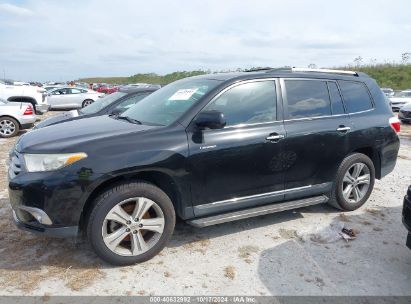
[0,98,36,138]
[381,87,394,97]
[0,80,49,114]
[390,90,411,111]
[47,87,104,109]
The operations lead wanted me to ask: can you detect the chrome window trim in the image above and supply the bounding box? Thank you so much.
[283,113,349,122]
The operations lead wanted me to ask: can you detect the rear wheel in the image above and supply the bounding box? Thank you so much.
[82,99,94,108]
[329,153,375,211]
[87,181,175,265]
[0,117,19,138]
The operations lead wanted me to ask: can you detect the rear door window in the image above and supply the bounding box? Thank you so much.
[327,82,345,115]
[284,80,331,119]
[338,81,373,113]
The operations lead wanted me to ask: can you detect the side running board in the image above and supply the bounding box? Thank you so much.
[187,195,328,228]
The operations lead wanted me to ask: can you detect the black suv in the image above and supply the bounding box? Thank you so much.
[8,68,400,265]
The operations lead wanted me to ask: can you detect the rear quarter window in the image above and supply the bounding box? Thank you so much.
[338,81,373,113]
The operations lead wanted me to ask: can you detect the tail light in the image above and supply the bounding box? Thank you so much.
[23,105,34,116]
[389,116,400,133]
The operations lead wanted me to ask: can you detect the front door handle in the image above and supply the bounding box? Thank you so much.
[266,134,285,142]
[336,126,351,132]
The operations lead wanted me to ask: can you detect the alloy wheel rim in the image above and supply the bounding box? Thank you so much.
[0,120,16,136]
[83,100,92,107]
[102,197,165,256]
[342,162,371,204]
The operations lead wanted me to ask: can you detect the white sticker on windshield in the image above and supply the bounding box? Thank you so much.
[168,88,198,101]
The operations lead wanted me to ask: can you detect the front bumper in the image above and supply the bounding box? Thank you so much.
[13,210,78,237]
[35,103,50,115]
[402,186,411,249]
[7,148,100,234]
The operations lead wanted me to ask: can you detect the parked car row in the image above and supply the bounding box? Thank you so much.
[0,80,49,115]
[35,86,159,129]
[0,98,36,138]
[6,68,402,265]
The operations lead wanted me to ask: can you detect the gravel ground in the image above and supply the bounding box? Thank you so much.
[0,111,410,296]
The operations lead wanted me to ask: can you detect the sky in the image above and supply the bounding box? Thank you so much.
[0,0,410,81]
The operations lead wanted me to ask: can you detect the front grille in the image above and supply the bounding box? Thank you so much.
[9,151,22,179]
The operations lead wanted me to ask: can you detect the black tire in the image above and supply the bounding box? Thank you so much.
[328,153,375,211]
[87,181,176,266]
[0,116,20,138]
[82,99,94,108]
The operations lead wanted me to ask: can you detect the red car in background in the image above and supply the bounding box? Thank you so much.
[96,85,119,94]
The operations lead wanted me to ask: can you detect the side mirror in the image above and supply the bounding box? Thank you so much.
[110,108,124,116]
[195,110,226,130]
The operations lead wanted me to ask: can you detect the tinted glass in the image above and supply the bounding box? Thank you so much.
[285,80,331,119]
[338,81,373,113]
[80,91,127,114]
[327,82,345,115]
[113,93,149,112]
[203,81,276,126]
[122,78,220,126]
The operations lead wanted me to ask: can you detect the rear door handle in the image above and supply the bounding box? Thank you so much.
[336,126,351,132]
[266,134,285,142]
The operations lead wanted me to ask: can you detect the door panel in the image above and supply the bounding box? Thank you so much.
[280,78,351,200]
[188,123,286,215]
[186,79,286,216]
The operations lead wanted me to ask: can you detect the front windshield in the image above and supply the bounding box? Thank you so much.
[80,92,127,114]
[120,78,221,126]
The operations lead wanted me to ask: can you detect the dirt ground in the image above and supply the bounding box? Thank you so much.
[0,111,410,296]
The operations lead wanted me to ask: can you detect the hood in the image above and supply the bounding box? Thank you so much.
[400,103,411,111]
[17,115,157,153]
[34,110,80,129]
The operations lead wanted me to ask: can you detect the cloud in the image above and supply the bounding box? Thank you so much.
[0,3,34,16]
[0,0,411,81]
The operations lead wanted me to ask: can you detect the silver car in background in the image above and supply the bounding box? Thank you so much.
[390,90,411,111]
[0,98,36,138]
[47,87,103,109]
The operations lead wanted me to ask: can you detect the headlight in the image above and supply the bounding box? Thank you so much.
[23,153,87,172]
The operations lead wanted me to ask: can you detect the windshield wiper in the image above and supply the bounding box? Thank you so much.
[116,115,142,125]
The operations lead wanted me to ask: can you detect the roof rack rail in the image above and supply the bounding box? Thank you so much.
[291,67,358,76]
[244,67,274,72]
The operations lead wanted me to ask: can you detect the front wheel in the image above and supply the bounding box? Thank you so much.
[82,99,94,108]
[0,117,20,138]
[87,181,176,265]
[329,153,375,211]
